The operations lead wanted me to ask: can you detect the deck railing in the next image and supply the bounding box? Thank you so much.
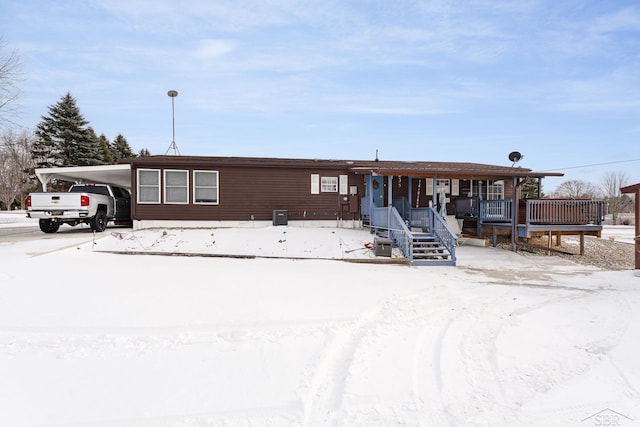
[525,199,605,225]
[393,197,412,220]
[479,199,513,223]
[475,198,605,226]
[410,207,430,229]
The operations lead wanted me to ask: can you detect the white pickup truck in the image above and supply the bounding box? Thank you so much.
[26,184,131,233]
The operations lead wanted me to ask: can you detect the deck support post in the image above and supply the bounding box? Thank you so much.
[580,232,585,256]
[555,232,562,247]
[547,230,552,255]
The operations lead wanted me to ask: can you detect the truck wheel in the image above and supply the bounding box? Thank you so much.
[39,219,60,233]
[90,210,108,232]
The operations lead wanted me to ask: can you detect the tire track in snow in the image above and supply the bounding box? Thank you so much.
[411,308,458,427]
[301,291,445,426]
[418,286,595,426]
[301,304,382,427]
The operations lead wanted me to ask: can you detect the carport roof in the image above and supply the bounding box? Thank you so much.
[35,164,131,190]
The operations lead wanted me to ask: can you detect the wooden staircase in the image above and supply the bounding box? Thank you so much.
[410,232,454,266]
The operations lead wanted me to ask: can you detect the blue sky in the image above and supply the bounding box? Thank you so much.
[2,0,640,192]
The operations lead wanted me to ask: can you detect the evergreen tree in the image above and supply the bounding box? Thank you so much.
[32,118,61,169]
[98,133,114,164]
[33,92,103,167]
[138,148,151,157]
[111,134,135,160]
[79,127,105,166]
[521,178,544,199]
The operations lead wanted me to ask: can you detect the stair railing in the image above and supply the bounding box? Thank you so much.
[370,205,412,260]
[428,207,457,264]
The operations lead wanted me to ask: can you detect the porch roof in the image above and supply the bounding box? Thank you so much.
[349,161,563,179]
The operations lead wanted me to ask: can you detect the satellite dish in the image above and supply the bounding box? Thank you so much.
[508,151,523,164]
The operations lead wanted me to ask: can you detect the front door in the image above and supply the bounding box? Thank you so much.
[368,175,384,207]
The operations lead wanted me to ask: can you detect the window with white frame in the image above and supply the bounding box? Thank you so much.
[137,169,160,203]
[487,180,504,200]
[164,170,188,204]
[193,170,219,204]
[321,176,338,192]
[436,179,450,194]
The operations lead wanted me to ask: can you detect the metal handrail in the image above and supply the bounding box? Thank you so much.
[370,205,457,264]
[428,207,457,263]
[371,206,412,259]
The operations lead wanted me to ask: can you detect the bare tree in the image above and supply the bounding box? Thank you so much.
[551,179,601,199]
[0,129,36,209]
[601,171,633,224]
[0,37,22,127]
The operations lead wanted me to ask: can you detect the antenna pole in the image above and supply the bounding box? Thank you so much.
[165,90,180,155]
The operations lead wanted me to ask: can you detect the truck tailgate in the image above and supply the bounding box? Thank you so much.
[28,193,85,211]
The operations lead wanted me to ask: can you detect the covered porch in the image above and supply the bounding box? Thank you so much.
[352,162,603,263]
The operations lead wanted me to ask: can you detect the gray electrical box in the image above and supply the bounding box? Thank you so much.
[374,237,393,257]
[273,210,288,226]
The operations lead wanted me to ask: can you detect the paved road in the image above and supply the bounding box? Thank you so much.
[0,224,132,243]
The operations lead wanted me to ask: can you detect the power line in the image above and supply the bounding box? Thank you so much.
[542,158,640,172]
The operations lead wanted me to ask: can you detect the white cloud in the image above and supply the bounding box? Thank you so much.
[192,39,236,60]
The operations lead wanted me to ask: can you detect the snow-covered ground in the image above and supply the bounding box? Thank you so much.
[601,225,637,245]
[1,211,639,426]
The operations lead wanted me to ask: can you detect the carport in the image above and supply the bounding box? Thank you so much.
[35,164,132,191]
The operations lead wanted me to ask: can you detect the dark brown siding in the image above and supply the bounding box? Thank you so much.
[131,162,364,221]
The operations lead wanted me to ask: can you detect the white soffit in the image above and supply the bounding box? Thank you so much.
[35,164,132,190]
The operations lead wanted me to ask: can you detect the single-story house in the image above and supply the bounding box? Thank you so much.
[35,155,606,266]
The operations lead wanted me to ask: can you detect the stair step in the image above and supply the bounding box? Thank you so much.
[410,230,451,262]
[412,242,443,247]
[413,253,450,259]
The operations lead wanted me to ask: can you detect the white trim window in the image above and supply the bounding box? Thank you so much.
[321,176,338,192]
[436,179,450,194]
[193,170,219,204]
[487,180,504,200]
[164,170,188,204]
[137,169,160,203]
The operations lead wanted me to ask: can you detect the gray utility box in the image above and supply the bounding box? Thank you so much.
[374,237,393,257]
[272,210,288,226]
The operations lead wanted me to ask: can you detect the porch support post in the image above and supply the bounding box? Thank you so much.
[511,177,518,251]
[366,175,374,228]
[432,176,438,207]
[387,175,393,207]
[580,232,585,256]
[408,176,413,208]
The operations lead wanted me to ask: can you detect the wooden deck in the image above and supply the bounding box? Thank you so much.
[474,198,605,254]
